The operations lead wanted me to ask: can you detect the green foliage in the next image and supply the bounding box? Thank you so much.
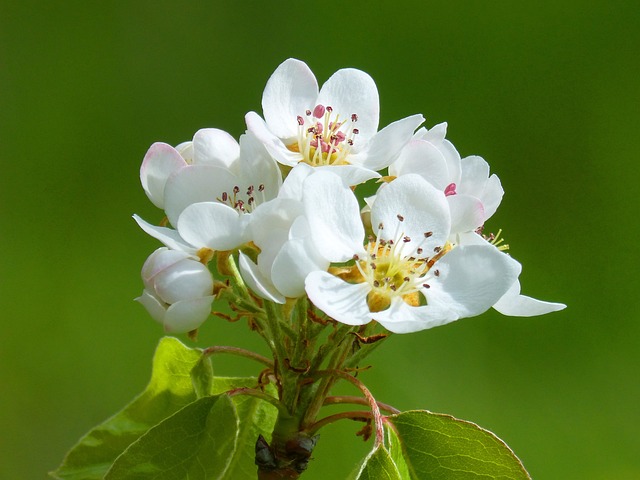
[51,337,209,480]
[104,395,237,479]
[51,337,278,480]
[372,410,530,479]
[354,446,402,480]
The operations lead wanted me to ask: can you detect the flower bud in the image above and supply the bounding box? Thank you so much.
[136,248,214,333]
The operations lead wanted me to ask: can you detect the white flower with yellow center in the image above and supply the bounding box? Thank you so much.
[246,58,424,186]
[304,174,522,333]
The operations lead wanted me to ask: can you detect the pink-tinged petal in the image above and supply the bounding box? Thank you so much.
[154,260,213,304]
[133,216,196,254]
[163,164,237,226]
[356,114,424,171]
[238,252,286,304]
[272,237,330,298]
[389,139,449,189]
[140,143,187,209]
[140,247,193,285]
[163,296,215,333]
[493,281,566,316]
[245,111,304,167]
[192,128,240,168]
[136,290,167,325]
[315,164,380,186]
[317,68,379,140]
[447,194,485,234]
[371,297,458,333]
[371,174,450,256]
[427,244,521,318]
[262,58,318,141]
[303,171,365,262]
[305,271,373,326]
[177,202,247,251]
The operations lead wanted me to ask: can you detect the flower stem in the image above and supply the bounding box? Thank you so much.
[202,345,273,368]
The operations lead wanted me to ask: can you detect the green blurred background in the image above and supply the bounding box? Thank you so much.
[1,1,638,478]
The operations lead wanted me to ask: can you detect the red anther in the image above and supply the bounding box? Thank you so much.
[351,113,358,122]
[444,183,457,196]
[353,128,359,134]
[313,104,326,118]
[297,116,305,126]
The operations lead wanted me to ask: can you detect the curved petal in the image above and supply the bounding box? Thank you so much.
[140,143,187,208]
[305,272,373,326]
[163,164,237,226]
[355,114,424,171]
[317,68,379,140]
[371,174,450,256]
[493,281,566,316]
[163,296,215,333]
[192,128,240,168]
[177,202,248,251]
[271,237,330,298]
[371,297,458,333]
[133,215,196,253]
[238,131,282,202]
[245,111,304,167]
[316,164,380,186]
[262,58,318,141]
[447,194,485,234]
[277,163,314,200]
[480,174,503,221]
[141,247,193,284]
[238,252,285,304]
[136,290,167,325]
[303,170,365,262]
[389,139,449,190]
[154,260,213,304]
[426,244,521,318]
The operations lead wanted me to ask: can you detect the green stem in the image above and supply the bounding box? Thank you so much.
[202,345,273,368]
[226,387,287,415]
[323,395,400,414]
[307,411,373,435]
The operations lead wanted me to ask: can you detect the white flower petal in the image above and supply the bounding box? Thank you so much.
[447,194,485,234]
[277,163,314,200]
[154,260,213,304]
[163,165,237,226]
[305,271,373,326]
[389,139,450,190]
[303,171,365,262]
[163,296,215,333]
[356,114,424,171]
[238,131,282,201]
[192,128,240,168]
[136,290,167,325]
[245,111,304,167]
[480,174,503,221]
[177,202,248,251]
[315,164,380,186]
[238,252,285,304]
[140,143,187,208]
[427,244,521,318]
[371,174,450,255]
[271,237,330,298]
[371,297,458,333]
[133,215,196,253]
[262,58,318,141]
[140,247,193,285]
[493,281,566,316]
[317,68,379,140]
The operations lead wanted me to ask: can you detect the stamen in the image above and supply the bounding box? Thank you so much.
[397,214,404,222]
[297,116,304,126]
[422,283,431,289]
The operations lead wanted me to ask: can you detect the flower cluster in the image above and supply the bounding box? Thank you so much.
[135,58,564,334]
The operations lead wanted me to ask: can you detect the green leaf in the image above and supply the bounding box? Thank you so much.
[355,445,403,480]
[105,395,238,479]
[388,410,532,480]
[212,377,279,479]
[51,337,211,480]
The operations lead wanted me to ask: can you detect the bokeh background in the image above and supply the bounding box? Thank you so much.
[1,1,638,478]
